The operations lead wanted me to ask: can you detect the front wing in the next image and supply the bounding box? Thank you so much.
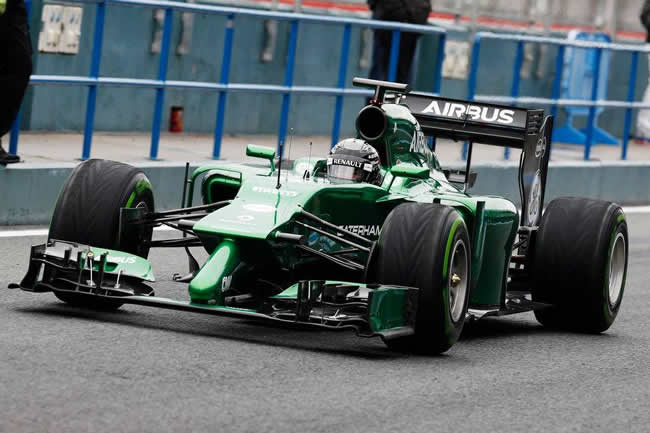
[14,240,419,342]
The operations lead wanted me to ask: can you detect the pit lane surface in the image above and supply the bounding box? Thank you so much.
[1,213,649,433]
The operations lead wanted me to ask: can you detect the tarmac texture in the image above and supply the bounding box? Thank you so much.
[0,212,649,433]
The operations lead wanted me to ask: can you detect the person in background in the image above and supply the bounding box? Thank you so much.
[367,0,431,85]
[0,0,32,164]
[636,0,650,144]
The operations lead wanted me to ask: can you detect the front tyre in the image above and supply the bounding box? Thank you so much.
[366,203,471,354]
[48,159,155,310]
[532,197,628,333]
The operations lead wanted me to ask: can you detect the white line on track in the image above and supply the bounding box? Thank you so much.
[0,206,649,238]
[0,225,175,238]
[623,205,650,214]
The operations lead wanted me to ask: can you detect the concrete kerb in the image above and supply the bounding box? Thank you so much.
[0,161,205,226]
[1,160,649,225]
[465,160,650,205]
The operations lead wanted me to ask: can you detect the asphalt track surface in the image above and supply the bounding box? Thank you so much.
[1,213,649,433]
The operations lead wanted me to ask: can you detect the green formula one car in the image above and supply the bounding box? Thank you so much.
[14,78,629,354]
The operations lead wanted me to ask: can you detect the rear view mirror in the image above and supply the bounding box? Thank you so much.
[246,144,276,171]
[387,165,429,191]
[391,165,429,180]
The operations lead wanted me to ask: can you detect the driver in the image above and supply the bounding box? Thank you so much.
[327,138,382,186]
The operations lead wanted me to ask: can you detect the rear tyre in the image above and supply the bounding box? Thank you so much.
[532,197,628,333]
[366,203,471,354]
[49,159,155,310]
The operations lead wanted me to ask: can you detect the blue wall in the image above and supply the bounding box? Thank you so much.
[24,2,649,141]
[27,5,376,136]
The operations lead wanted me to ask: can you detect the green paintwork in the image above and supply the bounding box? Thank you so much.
[471,211,519,307]
[188,158,518,308]
[186,165,243,208]
[125,192,136,209]
[273,281,411,334]
[187,303,257,313]
[363,103,441,170]
[201,169,242,204]
[273,281,369,299]
[169,101,520,309]
[471,201,487,289]
[391,164,430,180]
[246,144,276,172]
[188,238,240,304]
[125,178,153,209]
[442,218,463,280]
[84,246,155,281]
[368,286,409,332]
[193,166,389,242]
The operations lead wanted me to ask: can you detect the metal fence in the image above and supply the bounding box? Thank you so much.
[467,31,650,161]
[9,0,446,160]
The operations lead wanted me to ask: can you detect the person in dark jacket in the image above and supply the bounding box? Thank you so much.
[0,0,32,164]
[636,0,650,142]
[367,0,431,85]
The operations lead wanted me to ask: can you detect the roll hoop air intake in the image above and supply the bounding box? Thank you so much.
[356,105,388,141]
[352,77,410,142]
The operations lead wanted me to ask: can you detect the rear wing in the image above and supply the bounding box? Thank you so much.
[402,92,553,228]
[352,78,552,228]
[404,93,542,149]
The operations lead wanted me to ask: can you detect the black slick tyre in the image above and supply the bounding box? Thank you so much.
[366,203,471,354]
[532,197,628,333]
[48,159,155,310]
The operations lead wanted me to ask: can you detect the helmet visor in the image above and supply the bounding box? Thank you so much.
[328,164,368,183]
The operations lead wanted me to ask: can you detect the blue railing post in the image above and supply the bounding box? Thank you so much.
[81,0,107,161]
[504,40,525,160]
[213,14,236,159]
[150,7,173,160]
[428,33,446,150]
[584,47,602,161]
[433,33,446,94]
[9,112,22,156]
[463,35,482,160]
[330,23,352,148]
[550,44,565,120]
[387,29,401,82]
[277,19,299,157]
[622,51,639,161]
[467,36,481,101]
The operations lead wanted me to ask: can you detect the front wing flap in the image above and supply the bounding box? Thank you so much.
[19,240,155,296]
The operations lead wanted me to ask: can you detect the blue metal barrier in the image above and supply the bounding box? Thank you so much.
[82,0,107,161]
[9,0,446,160]
[554,32,617,147]
[467,31,650,161]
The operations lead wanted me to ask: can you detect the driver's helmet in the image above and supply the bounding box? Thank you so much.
[327,138,382,186]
